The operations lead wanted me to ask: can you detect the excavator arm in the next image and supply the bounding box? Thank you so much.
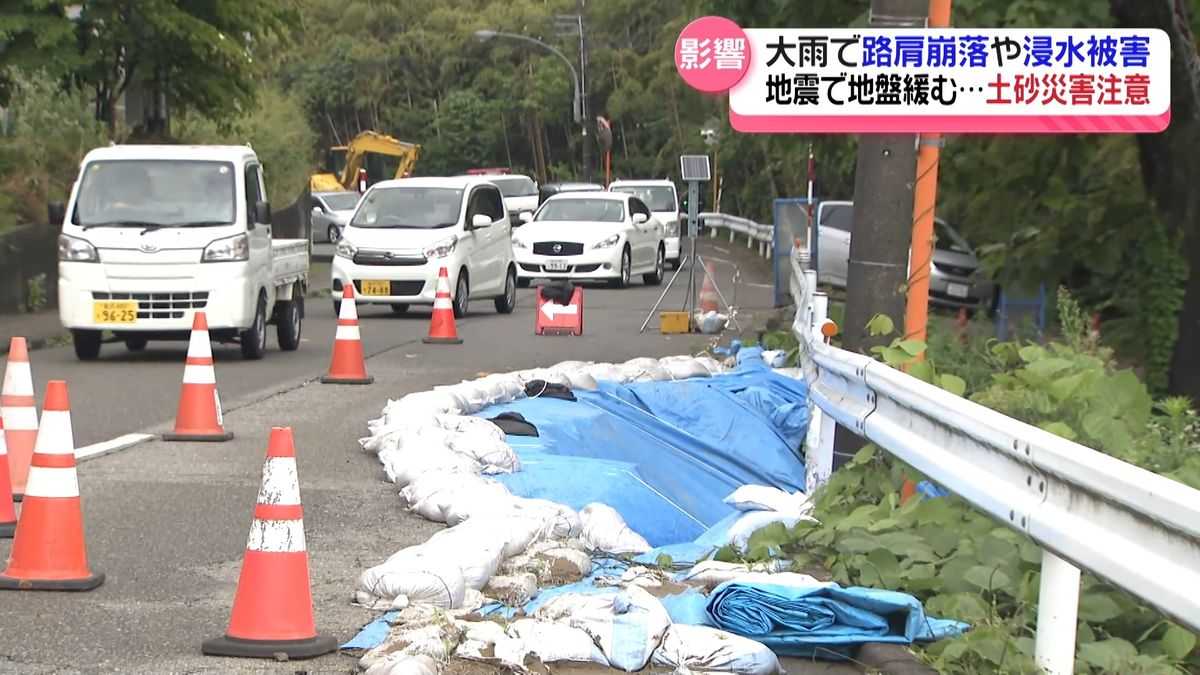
[309,131,422,192]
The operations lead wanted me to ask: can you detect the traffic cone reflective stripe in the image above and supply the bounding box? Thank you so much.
[0,417,16,538]
[202,427,336,659]
[2,336,39,500]
[423,267,463,344]
[0,380,104,591]
[164,312,233,442]
[699,261,720,314]
[321,285,373,384]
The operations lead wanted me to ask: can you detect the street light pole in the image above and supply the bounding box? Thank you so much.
[576,0,594,182]
[475,29,587,174]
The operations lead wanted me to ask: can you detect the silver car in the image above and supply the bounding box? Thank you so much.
[311,191,361,243]
[815,200,996,312]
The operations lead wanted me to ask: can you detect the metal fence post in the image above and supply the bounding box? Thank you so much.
[1035,549,1081,674]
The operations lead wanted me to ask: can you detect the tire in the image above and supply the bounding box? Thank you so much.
[494,266,517,314]
[332,300,341,317]
[72,329,101,360]
[390,303,409,315]
[124,337,148,352]
[241,294,268,360]
[669,258,682,271]
[453,270,470,319]
[277,296,302,351]
[643,245,665,286]
[327,224,340,244]
[608,247,632,289]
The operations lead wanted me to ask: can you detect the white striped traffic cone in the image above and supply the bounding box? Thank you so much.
[163,312,233,441]
[423,267,462,344]
[321,284,373,384]
[2,336,39,500]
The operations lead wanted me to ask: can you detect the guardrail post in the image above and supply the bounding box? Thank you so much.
[804,285,836,492]
[1035,549,1081,674]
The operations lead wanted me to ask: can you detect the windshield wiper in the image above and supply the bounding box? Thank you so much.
[80,220,166,232]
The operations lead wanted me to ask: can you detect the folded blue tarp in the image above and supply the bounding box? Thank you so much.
[704,579,970,659]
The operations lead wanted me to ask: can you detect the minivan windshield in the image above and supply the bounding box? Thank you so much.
[610,185,677,212]
[72,159,237,228]
[350,186,463,229]
[535,198,625,223]
[934,219,973,253]
[488,176,537,198]
[322,193,361,211]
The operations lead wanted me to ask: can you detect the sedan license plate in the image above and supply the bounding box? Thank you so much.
[545,260,569,272]
[946,283,969,298]
[359,280,391,296]
[92,301,137,324]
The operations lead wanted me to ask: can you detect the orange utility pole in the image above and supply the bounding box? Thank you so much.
[903,0,953,355]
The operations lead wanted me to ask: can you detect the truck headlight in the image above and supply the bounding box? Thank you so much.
[593,234,620,250]
[58,234,99,262]
[202,233,249,262]
[336,239,358,259]
[424,235,458,259]
[664,220,679,237]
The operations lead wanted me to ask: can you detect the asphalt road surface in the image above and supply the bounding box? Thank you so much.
[0,244,855,674]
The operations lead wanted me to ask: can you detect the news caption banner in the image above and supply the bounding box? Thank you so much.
[674,16,1171,133]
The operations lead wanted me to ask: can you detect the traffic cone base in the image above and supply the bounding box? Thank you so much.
[201,634,338,660]
[322,286,372,384]
[162,429,235,442]
[0,570,105,592]
[423,267,462,344]
[422,335,463,345]
[166,312,233,442]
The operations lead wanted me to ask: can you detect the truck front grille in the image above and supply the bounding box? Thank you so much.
[92,291,209,320]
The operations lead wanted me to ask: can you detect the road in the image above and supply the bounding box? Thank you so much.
[0,243,857,674]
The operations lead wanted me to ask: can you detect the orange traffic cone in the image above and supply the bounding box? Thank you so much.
[164,312,233,442]
[321,284,373,384]
[0,417,16,538]
[423,267,463,345]
[202,427,337,659]
[0,380,104,591]
[699,261,720,314]
[2,336,39,501]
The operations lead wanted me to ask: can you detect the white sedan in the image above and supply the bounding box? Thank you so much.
[511,192,665,288]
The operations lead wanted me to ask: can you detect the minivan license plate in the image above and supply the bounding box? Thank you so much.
[545,260,568,272]
[946,283,969,298]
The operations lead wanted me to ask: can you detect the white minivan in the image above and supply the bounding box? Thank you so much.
[330,176,517,318]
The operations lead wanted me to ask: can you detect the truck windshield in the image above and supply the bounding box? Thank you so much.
[73,160,237,227]
[610,185,677,212]
[488,176,537,198]
[535,198,626,223]
[351,186,464,229]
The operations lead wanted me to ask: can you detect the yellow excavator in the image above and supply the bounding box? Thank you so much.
[309,131,421,192]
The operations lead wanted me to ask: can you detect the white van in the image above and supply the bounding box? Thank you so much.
[55,144,309,361]
[608,179,682,269]
[330,176,517,318]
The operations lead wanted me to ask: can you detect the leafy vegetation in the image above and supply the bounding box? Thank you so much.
[728,293,1199,672]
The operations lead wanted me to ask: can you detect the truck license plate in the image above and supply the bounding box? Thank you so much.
[92,301,137,324]
[545,260,568,272]
[946,283,969,298]
[359,280,391,296]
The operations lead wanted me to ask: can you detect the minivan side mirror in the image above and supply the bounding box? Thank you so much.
[632,212,649,224]
[254,200,272,226]
[471,213,492,229]
[48,202,65,226]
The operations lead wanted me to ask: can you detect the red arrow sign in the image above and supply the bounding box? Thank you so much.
[535,286,584,336]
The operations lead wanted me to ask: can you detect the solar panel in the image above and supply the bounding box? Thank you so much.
[679,155,711,182]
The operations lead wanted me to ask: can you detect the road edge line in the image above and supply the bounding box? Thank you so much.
[76,433,156,462]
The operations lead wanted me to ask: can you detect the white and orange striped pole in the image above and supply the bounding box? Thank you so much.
[202,426,336,659]
[2,336,39,500]
[163,312,233,441]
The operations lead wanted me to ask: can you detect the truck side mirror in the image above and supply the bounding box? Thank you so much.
[48,202,65,226]
[254,200,272,225]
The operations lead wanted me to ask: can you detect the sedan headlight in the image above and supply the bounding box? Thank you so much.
[424,235,458,259]
[336,238,358,259]
[58,234,99,262]
[512,238,528,249]
[592,234,620,250]
[202,233,249,262]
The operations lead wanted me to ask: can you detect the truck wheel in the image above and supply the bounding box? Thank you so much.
[277,297,302,352]
[124,337,148,352]
[241,295,268,360]
[72,329,101,360]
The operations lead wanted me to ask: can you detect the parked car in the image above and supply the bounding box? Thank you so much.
[330,176,517,318]
[537,181,604,205]
[479,174,539,226]
[54,144,309,360]
[311,190,360,243]
[511,191,665,289]
[608,179,683,269]
[814,200,996,311]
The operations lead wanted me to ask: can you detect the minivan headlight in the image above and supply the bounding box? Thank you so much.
[58,234,99,262]
[424,235,458,259]
[593,234,620,250]
[202,233,249,262]
[336,239,358,259]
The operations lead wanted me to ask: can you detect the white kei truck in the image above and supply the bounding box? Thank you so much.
[53,144,310,361]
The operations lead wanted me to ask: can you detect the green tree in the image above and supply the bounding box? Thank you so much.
[0,1,85,104]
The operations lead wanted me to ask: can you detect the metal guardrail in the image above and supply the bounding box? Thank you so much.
[698,212,774,258]
[786,248,1200,674]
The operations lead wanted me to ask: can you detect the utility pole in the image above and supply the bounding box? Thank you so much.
[576,0,594,183]
[832,0,927,468]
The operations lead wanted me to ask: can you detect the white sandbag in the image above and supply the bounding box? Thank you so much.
[355,557,468,610]
[363,653,441,675]
[382,445,481,487]
[583,362,626,383]
[400,471,497,508]
[675,559,792,590]
[431,414,508,442]
[760,349,788,368]
[389,389,466,417]
[483,572,538,605]
[693,354,727,374]
[596,565,664,589]
[359,618,459,672]
[445,495,581,539]
[501,541,593,584]
[652,624,783,675]
[429,513,554,560]
[658,356,712,381]
[409,481,513,524]
[579,502,652,554]
[727,510,817,553]
[508,619,610,665]
[442,434,521,474]
[619,357,673,382]
[454,620,532,672]
[514,367,574,388]
[533,585,672,672]
[387,537,506,592]
[551,359,593,374]
[723,485,814,515]
[437,377,523,414]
